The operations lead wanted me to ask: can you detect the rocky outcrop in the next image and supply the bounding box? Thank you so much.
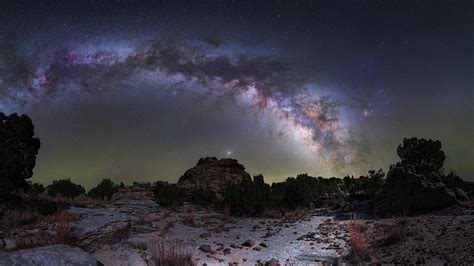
[0,244,99,265]
[177,157,252,200]
[71,187,159,250]
[374,165,458,215]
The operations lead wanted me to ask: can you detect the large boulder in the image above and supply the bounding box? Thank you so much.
[0,244,99,265]
[374,165,458,215]
[177,157,252,200]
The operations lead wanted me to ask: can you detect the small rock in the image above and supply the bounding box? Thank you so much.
[223,248,231,254]
[259,242,268,248]
[242,240,255,247]
[267,258,279,266]
[199,245,212,253]
[253,246,262,251]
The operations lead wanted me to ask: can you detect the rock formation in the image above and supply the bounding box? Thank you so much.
[374,138,459,215]
[0,244,99,265]
[374,165,458,215]
[177,157,252,200]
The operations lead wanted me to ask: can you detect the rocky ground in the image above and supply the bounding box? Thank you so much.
[1,187,473,265]
[367,204,474,264]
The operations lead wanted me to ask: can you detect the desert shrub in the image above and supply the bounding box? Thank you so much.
[190,187,217,206]
[362,169,385,195]
[347,217,372,263]
[88,178,120,200]
[442,171,465,191]
[149,239,194,266]
[225,174,326,216]
[224,175,275,216]
[28,182,46,195]
[47,179,85,198]
[0,113,41,191]
[153,181,184,207]
[281,176,314,210]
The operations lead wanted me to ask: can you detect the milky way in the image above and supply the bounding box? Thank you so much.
[1,1,472,186]
[1,39,359,168]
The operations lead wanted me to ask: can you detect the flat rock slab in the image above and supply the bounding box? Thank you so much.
[0,244,98,266]
[71,207,134,248]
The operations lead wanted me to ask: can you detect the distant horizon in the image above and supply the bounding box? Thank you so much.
[30,150,472,190]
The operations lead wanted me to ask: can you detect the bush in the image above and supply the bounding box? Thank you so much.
[224,175,274,216]
[190,187,218,206]
[88,178,120,200]
[281,176,314,210]
[47,179,85,198]
[153,181,184,207]
[0,113,41,191]
[28,182,46,195]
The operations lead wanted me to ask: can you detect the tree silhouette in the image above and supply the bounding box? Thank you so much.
[0,112,41,190]
[396,137,445,172]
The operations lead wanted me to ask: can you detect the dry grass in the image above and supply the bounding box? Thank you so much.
[10,209,75,249]
[348,216,372,263]
[56,210,75,243]
[1,208,38,229]
[149,239,194,266]
[377,217,408,247]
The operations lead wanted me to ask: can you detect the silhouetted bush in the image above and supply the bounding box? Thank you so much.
[88,178,120,200]
[397,137,445,172]
[342,169,385,197]
[28,182,46,195]
[224,174,320,216]
[153,181,184,207]
[0,113,41,191]
[47,179,85,198]
[190,187,218,206]
[442,171,465,191]
[224,175,275,216]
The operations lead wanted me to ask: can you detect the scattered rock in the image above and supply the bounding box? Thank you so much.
[199,245,212,253]
[267,258,279,266]
[242,240,255,247]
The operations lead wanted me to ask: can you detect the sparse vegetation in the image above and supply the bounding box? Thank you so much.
[347,216,372,263]
[149,239,194,266]
[47,179,85,198]
[55,210,75,243]
[88,178,120,200]
[152,181,184,207]
[0,208,38,229]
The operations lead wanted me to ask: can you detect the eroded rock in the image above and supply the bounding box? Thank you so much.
[177,157,252,200]
[0,244,98,266]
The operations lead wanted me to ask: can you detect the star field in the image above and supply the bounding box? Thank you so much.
[0,1,472,187]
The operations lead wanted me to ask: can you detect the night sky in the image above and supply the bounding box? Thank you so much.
[1,1,472,187]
